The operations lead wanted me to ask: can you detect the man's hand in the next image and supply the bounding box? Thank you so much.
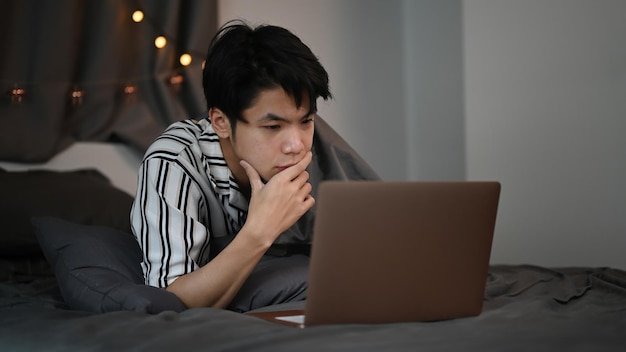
[240,151,315,245]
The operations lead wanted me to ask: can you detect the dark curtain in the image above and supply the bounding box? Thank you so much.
[0,0,218,162]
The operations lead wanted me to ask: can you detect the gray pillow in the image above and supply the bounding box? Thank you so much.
[227,254,309,313]
[0,168,134,258]
[31,216,186,314]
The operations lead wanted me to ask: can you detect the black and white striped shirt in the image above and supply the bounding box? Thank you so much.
[130,118,248,288]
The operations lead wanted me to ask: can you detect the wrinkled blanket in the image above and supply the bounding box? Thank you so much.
[1,264,625,351]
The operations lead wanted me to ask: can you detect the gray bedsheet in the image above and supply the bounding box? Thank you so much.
[1,265,625,351]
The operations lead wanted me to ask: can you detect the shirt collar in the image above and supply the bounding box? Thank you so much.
[200,118,249,212]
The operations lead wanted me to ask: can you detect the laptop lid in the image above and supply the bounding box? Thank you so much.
[303,181,501,326]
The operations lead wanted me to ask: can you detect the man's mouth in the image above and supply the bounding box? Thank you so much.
[276,164,294,172]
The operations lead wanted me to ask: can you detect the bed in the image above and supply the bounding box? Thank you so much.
[1,147,626,351]
[1,254,625,351]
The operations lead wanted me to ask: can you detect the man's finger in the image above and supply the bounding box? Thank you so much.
[240,159,264,192]
[277,151,313,181]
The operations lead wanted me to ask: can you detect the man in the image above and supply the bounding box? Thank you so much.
[130,20,378,312]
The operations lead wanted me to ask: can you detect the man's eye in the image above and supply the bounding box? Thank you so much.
[265,125,280,130]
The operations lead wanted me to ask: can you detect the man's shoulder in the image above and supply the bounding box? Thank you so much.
[144,118,215,162]
[163,118,211,140]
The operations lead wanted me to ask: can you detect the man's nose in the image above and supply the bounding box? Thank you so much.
[282,128,305,154]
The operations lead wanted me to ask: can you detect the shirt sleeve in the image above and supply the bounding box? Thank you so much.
[130,157,211,288]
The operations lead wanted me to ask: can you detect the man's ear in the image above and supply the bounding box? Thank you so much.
[210,108,231,138]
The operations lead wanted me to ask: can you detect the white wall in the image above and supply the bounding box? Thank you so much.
[464,0,626,269]
[219,0,626,269]
[402,0,465,180]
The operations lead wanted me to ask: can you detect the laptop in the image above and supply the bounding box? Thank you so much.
[246,181,501,327]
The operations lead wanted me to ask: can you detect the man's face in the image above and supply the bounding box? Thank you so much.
[220,87,314,186]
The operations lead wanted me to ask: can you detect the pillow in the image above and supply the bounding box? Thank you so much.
[0,168,134,257]
[227,254,309,313]
[31,216,186,314]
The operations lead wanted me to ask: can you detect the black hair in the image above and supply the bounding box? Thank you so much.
[202,20,331,127]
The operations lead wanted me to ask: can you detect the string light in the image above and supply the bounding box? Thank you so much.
[8,86,25,104]
[154,35,167,49]
[167,73,185,94]
[123,84,138,104]
[168,73,184,93]
[169,74,184,86]
[123,84,137,95]
[4,8,201,105]
[132,10,144,23]
[179,53,192,66]
[70,87,85,106]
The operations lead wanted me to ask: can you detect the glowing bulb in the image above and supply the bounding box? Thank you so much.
[70,87,85,106]
[124,85,137,95]
[154,36,167,49]
[8,87,26,103]
[169,74,184,93]
[132,10,144,22]
[169,74,184,86]
[179,53,192,66]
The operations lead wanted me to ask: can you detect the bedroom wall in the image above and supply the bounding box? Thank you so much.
[464,0,626,269]
[218,0,626,269]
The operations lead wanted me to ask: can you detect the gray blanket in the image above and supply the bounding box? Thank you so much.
[1,265,625,351]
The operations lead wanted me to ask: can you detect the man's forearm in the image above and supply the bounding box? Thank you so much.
[165,225,273,309]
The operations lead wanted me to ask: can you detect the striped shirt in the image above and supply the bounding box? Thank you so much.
[130,118,249,288]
